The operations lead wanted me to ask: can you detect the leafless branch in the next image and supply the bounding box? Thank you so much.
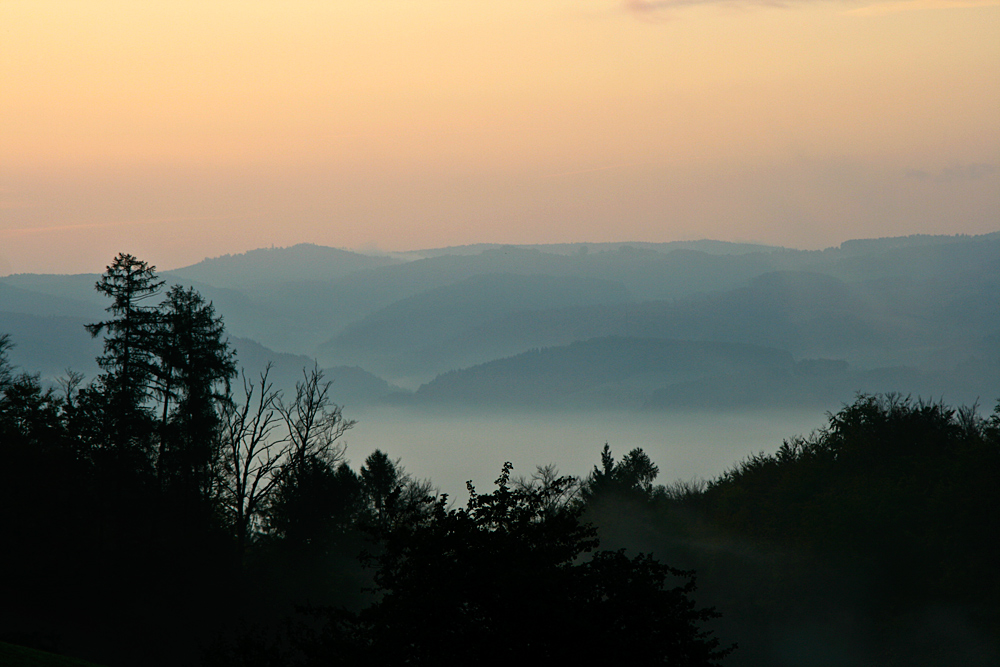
[218,363,290,564]
[279,363,356,469]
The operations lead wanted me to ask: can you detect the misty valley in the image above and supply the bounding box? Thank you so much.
[344,406,826,499]
[2,233,999,665]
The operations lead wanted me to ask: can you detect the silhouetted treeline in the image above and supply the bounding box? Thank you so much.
[3,252,997,666]
[586,394,1000,666]
[0,255,731,666]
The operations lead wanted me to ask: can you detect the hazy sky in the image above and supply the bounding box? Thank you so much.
[2,0,998,274]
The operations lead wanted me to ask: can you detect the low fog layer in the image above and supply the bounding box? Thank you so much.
[342,405,828,500]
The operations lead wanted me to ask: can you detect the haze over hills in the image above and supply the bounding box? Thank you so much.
[322,273,630,378]
[1,233,997,410]
[402,239,789,258]
[0,311,103,380]
[168,244,400,289]
[411,337,796,410]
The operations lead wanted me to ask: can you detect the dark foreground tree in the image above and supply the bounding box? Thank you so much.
[584,443,661,503]
[154,284,237,498]
[85,252,164,459]
[0,333,13,390]
[343,463,731,665]
[218,366,287,565]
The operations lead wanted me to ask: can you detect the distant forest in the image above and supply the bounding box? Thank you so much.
[3,233,999,409]
[2,253,998,665]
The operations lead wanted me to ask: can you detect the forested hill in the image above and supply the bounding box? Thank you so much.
[320,272,629,373]
[2,232,998,410]
[169,243,399,289]
[412,337,795,409]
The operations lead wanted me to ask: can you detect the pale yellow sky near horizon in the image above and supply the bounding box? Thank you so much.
[1,0,998,274]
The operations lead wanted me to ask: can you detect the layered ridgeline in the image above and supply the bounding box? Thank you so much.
[2,234,998,409]
[412,338,795,409]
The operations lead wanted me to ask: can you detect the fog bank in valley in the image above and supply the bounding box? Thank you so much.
[344,405,829,499]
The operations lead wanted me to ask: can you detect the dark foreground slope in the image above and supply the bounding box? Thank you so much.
[588,394,1000,666]
[0,642,107,667]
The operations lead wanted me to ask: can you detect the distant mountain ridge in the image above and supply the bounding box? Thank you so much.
[228,336,403,405]
[167,243,399,288]
[403,239,787,258]
[1,311,102,379]
[411,337,797,409]
[321,273,630,375]
[2,231,998,412]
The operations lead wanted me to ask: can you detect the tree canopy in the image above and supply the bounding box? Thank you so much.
[352,463,730,665]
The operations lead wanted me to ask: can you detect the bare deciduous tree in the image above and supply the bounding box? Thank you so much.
[279,364,355,470]
[514,463,581,514]
[218,363,358,567]
[218,365,288,566]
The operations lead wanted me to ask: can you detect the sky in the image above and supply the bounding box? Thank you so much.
[2,0,998,275]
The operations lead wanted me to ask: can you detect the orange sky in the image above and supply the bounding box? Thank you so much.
[2,0,998,274]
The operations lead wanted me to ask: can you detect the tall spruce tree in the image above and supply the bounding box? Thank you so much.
[155,285,237,499]
[86,253,164,461]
